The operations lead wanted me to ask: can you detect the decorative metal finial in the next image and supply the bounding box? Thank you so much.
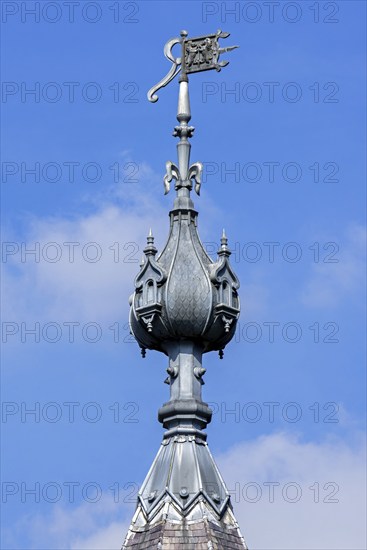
[148,30,238,197]
[143,229,157,257]
[147,228,154,243]
[124,29,246,550]
[219,228,231,256]
[221,228,228,245]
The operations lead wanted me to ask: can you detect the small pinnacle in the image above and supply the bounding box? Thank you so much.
[147,228,154,245]
[220,229,228,248]
[180,29,188,37]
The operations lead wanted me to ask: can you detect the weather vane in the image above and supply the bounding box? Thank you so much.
[148,29,238,102]
[147,30,238,196]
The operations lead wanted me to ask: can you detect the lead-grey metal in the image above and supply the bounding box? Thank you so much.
[123,30,247,550]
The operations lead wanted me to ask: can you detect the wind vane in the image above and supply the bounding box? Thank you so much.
[148,29,238,102]
[147,30,238,197]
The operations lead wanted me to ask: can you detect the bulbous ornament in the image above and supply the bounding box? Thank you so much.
[130,219,240,355]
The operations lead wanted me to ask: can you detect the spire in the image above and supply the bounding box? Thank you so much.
[143,228,157,256]
[124,30,246,550]
[219,228,231,256]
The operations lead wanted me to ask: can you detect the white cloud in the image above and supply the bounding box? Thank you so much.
[2,162,168,324]
[71,520,130,550]
[217,431,366,550]
[2,496,132,550]
[300,223,366,308]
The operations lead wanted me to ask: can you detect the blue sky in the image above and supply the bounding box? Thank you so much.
[1,1,366,549]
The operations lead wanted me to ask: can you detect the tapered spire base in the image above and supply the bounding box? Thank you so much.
[122,437,248,549]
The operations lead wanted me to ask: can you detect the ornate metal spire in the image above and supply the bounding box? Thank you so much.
[124,30,246,550]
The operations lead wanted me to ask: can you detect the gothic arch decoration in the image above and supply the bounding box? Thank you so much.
[209,230,240,337]
[133,230,167,339]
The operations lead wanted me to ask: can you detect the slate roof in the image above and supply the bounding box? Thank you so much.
[122,492,248,550]
[123,518,247,549]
